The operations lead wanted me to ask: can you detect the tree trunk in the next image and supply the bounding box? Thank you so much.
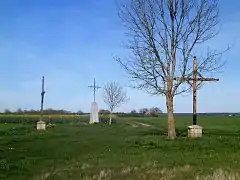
[166,95,176,139]
[109,112,112,125]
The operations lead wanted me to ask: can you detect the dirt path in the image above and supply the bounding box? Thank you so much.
[135,122,153,127]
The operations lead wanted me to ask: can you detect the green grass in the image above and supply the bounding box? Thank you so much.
[1,116,240,180]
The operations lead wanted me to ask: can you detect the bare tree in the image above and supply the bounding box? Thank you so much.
[149,107,163,117]
[103,82,128,124]
[116,0,228,139]
[139,108,149,115]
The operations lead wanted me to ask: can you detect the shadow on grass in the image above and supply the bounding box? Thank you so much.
[135,126,240,139]
[135,127,188,137]
[203,129,240,136]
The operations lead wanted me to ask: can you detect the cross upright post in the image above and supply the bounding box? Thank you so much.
[40,76,46,121]
[88,78,101,103]
[193,57,197,125]
[37,76,46,130]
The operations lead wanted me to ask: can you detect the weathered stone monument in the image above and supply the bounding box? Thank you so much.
[89,102,99,124]
[37,76,46,130]
[174,56,219,138]
[88,78,101,124]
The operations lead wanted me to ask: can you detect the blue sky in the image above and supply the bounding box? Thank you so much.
[0,0,239,113]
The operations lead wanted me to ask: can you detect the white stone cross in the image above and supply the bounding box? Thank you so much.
[88,78,101,124]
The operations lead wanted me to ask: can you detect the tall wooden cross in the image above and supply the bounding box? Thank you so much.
[40,76,46,121]
[88,78,101,102]
[174,56,219,125]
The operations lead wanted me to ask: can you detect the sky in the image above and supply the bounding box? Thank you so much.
[0,0,239,113]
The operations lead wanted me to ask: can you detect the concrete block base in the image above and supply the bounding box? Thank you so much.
[37,120,46,130]
[188,125,202,138]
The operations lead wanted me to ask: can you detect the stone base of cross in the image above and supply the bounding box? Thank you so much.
[188,125,202,138]
[174,56,219,138]
[89,102,99,124]
[37,120,46,130]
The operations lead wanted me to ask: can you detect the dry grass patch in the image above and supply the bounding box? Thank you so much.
[34,164,194,180]
[33,162,240,180]
[197,169,240,180]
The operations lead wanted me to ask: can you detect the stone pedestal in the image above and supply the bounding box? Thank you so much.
[89,102,99,124]
[37,120,46,130]
[188,125,202,138]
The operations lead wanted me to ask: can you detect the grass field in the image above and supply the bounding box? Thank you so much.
[0,115,240,180]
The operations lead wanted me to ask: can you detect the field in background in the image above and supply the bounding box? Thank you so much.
[0,114,87,118]
[0,115,240,180]
[0,113,118,119]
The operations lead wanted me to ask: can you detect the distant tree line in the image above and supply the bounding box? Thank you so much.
[1,108,85,115]
[2,108,237,117]
[1,106,164,117]
[99,107,163,117]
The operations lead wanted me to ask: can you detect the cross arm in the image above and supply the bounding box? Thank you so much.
[173,77,186,81]
[184,78,219,82]
[174,77,219,82]
[88,85,101,89]
[195,78,219,82]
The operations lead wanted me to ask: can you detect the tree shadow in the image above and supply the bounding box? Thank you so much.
[135,127,189,137]
[202,129,240,137]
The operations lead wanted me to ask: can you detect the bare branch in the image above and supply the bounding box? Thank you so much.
[116,0,226,97]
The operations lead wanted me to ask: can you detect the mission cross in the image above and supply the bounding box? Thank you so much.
[88,78,101,103]
[174,56,219,125]
[40,76,46,121]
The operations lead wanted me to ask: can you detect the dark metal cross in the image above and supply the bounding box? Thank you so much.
[88,78,101,102]
[174,56,219,125]
[40,76,46,121]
